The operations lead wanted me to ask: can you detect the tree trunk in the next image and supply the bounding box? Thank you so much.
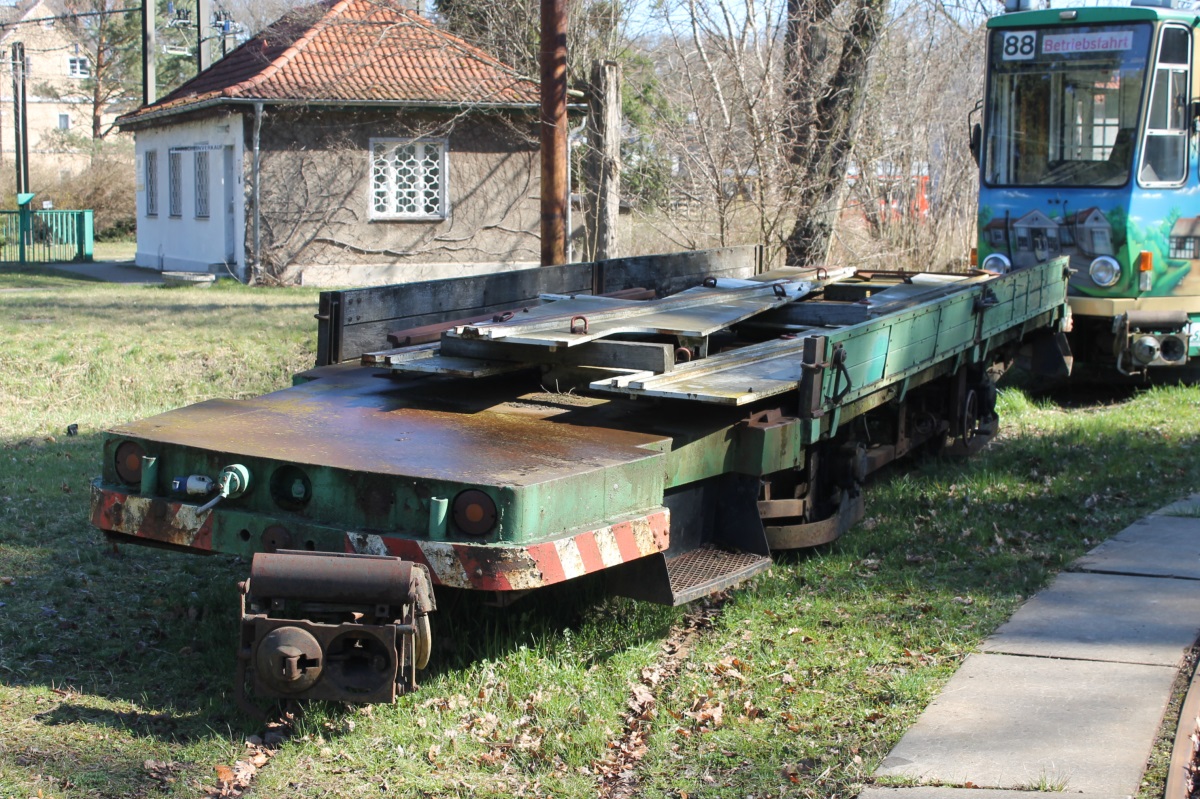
[783,0,887,267]
[585,59,621,261]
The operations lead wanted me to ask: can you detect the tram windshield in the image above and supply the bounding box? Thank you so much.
[984,23,1152,187]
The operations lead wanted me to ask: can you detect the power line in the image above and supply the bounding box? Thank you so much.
[0,7,142,30]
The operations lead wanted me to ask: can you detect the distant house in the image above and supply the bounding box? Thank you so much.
[1169,216,1200,261]
[1011,209,1059,262]
[0,0,124,175]
[117,0,542,285]
[1061,206,1113,257]
[982,216,1009,250]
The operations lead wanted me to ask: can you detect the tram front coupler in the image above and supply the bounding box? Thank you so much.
[235,550,435,712]
[1113,311,1191,375]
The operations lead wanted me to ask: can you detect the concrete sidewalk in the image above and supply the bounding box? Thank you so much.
[42,260,164,284]
[867,495,1200,799]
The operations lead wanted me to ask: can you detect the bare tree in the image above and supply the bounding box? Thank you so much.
[434,0,627,84]
[56,0,141,138]
[781,0,888,266]
[623,0,812,264]
[843,2,987,270]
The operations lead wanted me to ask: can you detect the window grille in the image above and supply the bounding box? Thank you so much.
[195,151,209,218]
[369,138,447,219]
[145,150,158,216]
[1170,236,1195,260]
[168,151,182,217]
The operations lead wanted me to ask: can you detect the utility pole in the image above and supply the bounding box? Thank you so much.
[196,0,211,72]
[11,42,28,195]
[142,1,156,105]
[539,0,567,266]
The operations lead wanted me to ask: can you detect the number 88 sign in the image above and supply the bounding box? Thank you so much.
[1002,31,1037,60]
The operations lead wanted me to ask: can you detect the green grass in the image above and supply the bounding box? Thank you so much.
[2,267,1198,798]
[91,241,137,263]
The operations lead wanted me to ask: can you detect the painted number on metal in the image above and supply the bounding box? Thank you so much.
[1002,31,1037,60]
[1188,322,1200,351]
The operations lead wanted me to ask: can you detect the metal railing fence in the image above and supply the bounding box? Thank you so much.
[0,208,93,264]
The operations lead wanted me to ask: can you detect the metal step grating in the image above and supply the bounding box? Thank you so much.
[666,546,771,603]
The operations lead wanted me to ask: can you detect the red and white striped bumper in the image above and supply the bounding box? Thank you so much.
[92,482,670,591]
[344,509,671,591]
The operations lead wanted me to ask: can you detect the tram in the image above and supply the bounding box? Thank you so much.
[977,0,1200,374]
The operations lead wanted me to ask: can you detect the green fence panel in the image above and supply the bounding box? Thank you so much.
[0,209,95,264]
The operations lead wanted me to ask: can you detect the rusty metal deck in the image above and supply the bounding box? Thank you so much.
[109,365,670,487]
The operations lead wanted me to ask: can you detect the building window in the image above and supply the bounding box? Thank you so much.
[1170,236,1195,260]
[68,57,90,78]
[57,113,69,131]
[194,151,209,218]
[168,151,182,217]
[145,150,158,216]
[369,138,447,219]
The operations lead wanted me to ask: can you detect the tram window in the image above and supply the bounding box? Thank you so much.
[984,24,1151,188]
[1160,26,1189,65]
[1140,26,1189,186]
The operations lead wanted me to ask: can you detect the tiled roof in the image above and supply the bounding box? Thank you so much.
[119,0,538,125]
[1170,216,1200,237]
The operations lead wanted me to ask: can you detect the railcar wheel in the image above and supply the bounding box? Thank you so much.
[959,388,979,446]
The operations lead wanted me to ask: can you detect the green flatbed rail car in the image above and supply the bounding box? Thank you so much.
[90,247,1071,707]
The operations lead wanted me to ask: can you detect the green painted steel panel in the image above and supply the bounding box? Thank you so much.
[95,258,1070,563]
[987,7,1183,28]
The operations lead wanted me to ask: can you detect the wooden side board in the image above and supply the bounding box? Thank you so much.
[316,246,763,365]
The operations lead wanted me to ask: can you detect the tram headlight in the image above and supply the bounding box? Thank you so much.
[1088,256,1121,288]
[980,253,1011,274]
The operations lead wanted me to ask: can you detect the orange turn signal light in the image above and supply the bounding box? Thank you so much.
[1138,251,1153,272]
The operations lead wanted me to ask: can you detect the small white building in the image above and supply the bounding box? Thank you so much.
[128,116,245,276]
[117,0,542,284]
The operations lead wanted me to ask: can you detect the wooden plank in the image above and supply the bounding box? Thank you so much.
[316,263,594,363]
[391,356,529,378]
[594,246,762,296]
[318,247,765,364]
[360,343,439,365]
[440,337,673,373]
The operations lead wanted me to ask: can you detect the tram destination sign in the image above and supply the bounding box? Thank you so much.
[1001,30,1134,60]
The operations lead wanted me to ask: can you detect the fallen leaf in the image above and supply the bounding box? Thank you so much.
[629,683,655,715]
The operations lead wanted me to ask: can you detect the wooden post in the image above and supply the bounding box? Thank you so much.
[11,42,27,196]
[585,60,621,262]
[539,0,568,266]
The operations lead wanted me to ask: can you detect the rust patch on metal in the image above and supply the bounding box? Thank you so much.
[105,365,669,487]
[91,483,213,551]
[346,472,395,525]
